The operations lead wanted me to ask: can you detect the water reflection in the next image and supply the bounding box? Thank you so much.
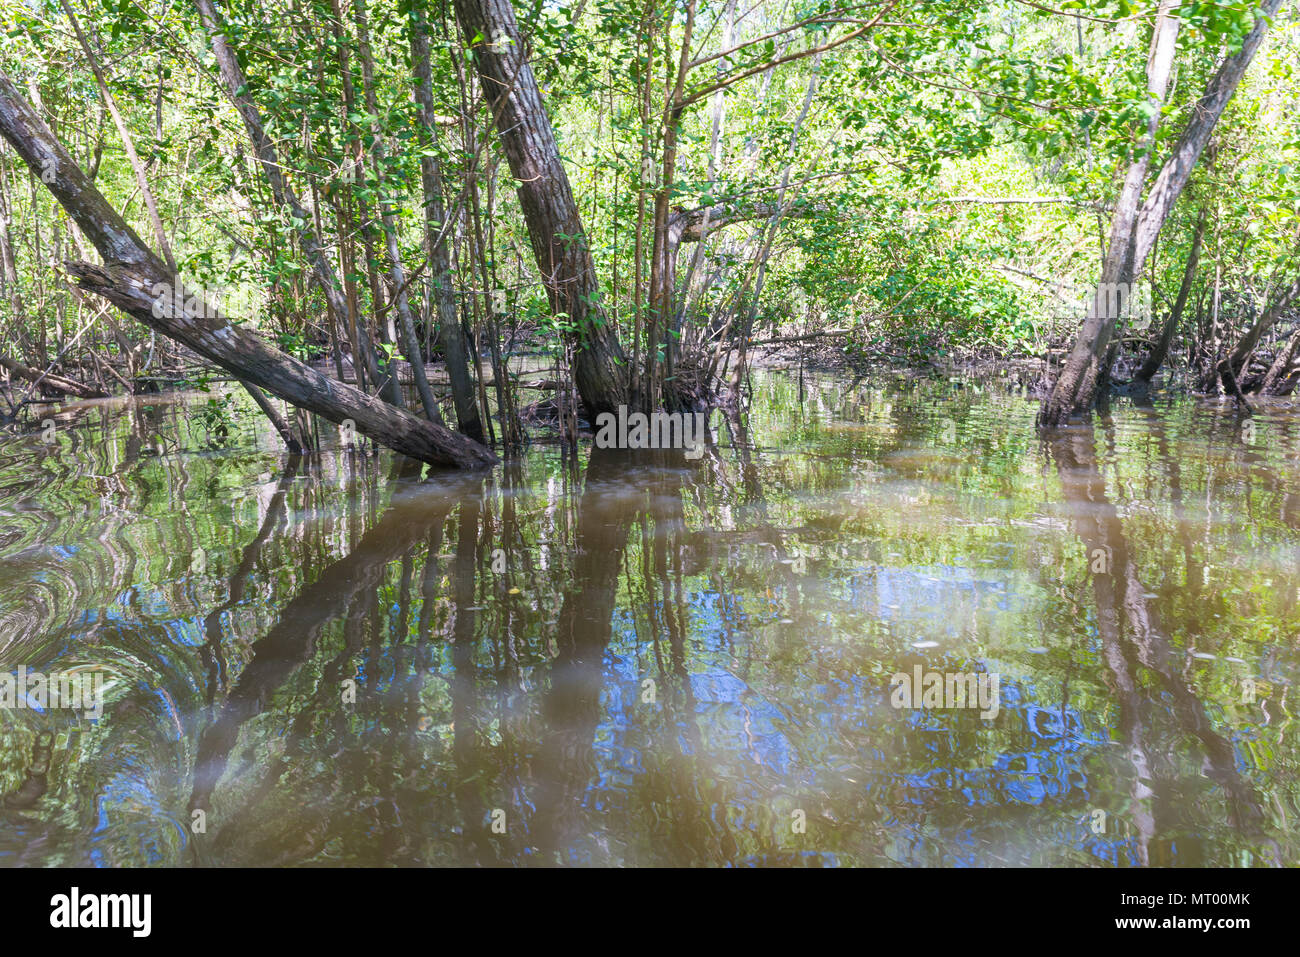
[1047,425,1269,866]
[1,373,1297,866]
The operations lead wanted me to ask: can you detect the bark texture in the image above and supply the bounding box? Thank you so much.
[452,0,629,415]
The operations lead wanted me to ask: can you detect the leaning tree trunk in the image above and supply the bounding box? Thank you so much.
[191,0,347,334]
[1133,207,1207,387]
[1260,323,1300,395]
[65,0,305,451]
[0,70,496,468]
[1040,1,1180,424]
[451,0,629,415]
[1217,272,1300,390]
[192,0,400,410]
[1040,0,1280,426]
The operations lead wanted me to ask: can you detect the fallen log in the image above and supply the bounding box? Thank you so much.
[745,329,852,347]
[0,352,107,398]
[0,69,496,470]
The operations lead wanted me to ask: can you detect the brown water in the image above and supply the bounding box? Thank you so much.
[0,369,1296,866]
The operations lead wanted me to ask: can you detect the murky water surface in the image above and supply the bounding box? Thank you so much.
[1,370,1297,866]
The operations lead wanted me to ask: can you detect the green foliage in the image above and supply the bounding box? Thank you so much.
[1,0,1298,379]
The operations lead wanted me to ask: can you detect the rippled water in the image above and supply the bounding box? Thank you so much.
[1,369,1296,866]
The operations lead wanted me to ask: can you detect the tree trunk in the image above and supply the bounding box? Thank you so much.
[353,0,444,425]
[1134,208,1207,385]
[67,0,306,450]
[0,351,106,398]
[644,0,697,411]
[0,69,495,468]
[1040,0,1279,425]
[194,0,400,409]
[411,4,484,442]
[451,0,629,415]
[1039,1,1180,424]
[240,381,305,454]
[677,0,734,331]
[192,0,349,327]
[1260,324,1300,394]
[0,146,24,333]
[61,0,174,271]
[1217,272,1300,389]
[321,0,388,401]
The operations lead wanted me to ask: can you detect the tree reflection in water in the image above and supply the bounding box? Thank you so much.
[2,373,1295,866]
